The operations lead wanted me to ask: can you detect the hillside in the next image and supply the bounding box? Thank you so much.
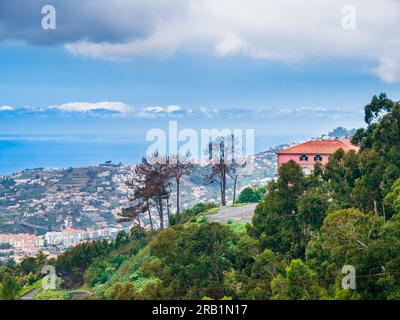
[0,149,278,234]
[0,126,356,234]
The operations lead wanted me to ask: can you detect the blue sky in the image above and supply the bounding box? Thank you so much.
[1,0,400,143]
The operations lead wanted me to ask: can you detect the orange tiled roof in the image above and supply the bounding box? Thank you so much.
[277,139,359,155]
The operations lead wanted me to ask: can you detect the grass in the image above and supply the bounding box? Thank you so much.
[226,222,247,234]
[17,279,42,298]
[201,207,221,215]
[33,289,70,300]
[190,216,209,224]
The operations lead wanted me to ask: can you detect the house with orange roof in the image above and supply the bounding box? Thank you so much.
[277,139,359,174]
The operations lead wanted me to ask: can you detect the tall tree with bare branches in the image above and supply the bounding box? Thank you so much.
[169,153,194,223]
[123,153,171,231]
[204,135,238,206]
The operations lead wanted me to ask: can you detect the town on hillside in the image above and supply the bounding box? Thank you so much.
[0,129,357,264]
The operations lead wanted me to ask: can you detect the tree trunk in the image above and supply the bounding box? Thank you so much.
[166,196,170,223]
[221,168,227,206]
[157,198,164,231]
[382,203,386,221]
[373,200,378,216]
[176,179,180,224]
[147,205,154,232]
[232,175,238,206]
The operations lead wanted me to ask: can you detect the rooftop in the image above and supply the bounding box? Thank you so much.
[277,139,359,155]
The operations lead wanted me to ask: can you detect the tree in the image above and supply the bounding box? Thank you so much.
[224,248,285,300]
[323,149,360,209]
[271,259,326,300]
[297,187,329,235]
[249,161,308,258]
[17,252,47,279]
[204,135,239,206]
[56,240,112,288]
[169,153,194,223]
[384,178,400,214]
[145,223,240,299]
[306,208,384,281]
[119,200,147,235]
[364,93,394,125]
[125,153,172,231]
[0,272,20,300]
[236,187,261,203]
[350,94,400,216]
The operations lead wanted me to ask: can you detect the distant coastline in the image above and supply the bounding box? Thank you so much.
[0,133,311,176]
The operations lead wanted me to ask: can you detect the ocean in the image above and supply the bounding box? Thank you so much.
[0,133,306,176]
[0,135,148,175]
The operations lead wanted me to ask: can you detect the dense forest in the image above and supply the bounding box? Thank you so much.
[2,93,400,300]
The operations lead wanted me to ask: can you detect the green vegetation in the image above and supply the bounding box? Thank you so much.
[235,186,266,204]
[3,93,400,300]
[226,222,247,234]
[33,289,70,300]
[17,279,42,298]
[170,202,218,225]
[0,272,21,300]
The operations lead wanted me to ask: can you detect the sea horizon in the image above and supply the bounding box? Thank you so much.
[0,133,309,176]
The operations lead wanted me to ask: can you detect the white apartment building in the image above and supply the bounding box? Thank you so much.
[0,233,44,249]
[44,228,86,246]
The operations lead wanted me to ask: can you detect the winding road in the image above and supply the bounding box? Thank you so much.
[206,203,258,223]
[19,288,40,300]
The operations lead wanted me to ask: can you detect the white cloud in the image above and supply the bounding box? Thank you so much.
[60,0,400,83]
[2,0,400,82]
[0,102,357,121]
[273,106,360,120]
[372,57,400,84]
[0,105,15,111]
[136,105,185,118]
[51,102,133,113]
[199,107,219,118]
[214,33,245,56]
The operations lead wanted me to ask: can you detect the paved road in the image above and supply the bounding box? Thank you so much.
[206,203,258,223]
[20,288,39,300]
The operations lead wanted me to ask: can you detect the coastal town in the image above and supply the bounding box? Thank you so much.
[0,149,279,264]
[0,130,355,265]
[0,222,127,263]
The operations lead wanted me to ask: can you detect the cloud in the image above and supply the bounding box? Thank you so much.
[1,0,400,82]
[199,107,219,118]
[0,105,15,111]
[136,105,187,118]
[51,102,133,114]
[372,57,400,84]
[0,101,359,123]
[273,106,360,120]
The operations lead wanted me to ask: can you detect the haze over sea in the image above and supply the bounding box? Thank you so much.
[0,133,308,176]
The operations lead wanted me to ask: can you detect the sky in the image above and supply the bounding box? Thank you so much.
[1,0,400,144]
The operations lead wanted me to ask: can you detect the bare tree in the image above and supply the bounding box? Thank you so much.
[204,135,239,206]
[169,153,194,223]
[124,183,154,232]
[139,153,171,230]
[118,198,147,236]
[123,153,171,231]
[231,173,238,205]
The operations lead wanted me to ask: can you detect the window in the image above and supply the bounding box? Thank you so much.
[300,154,308,161]
[314,154,323,161]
